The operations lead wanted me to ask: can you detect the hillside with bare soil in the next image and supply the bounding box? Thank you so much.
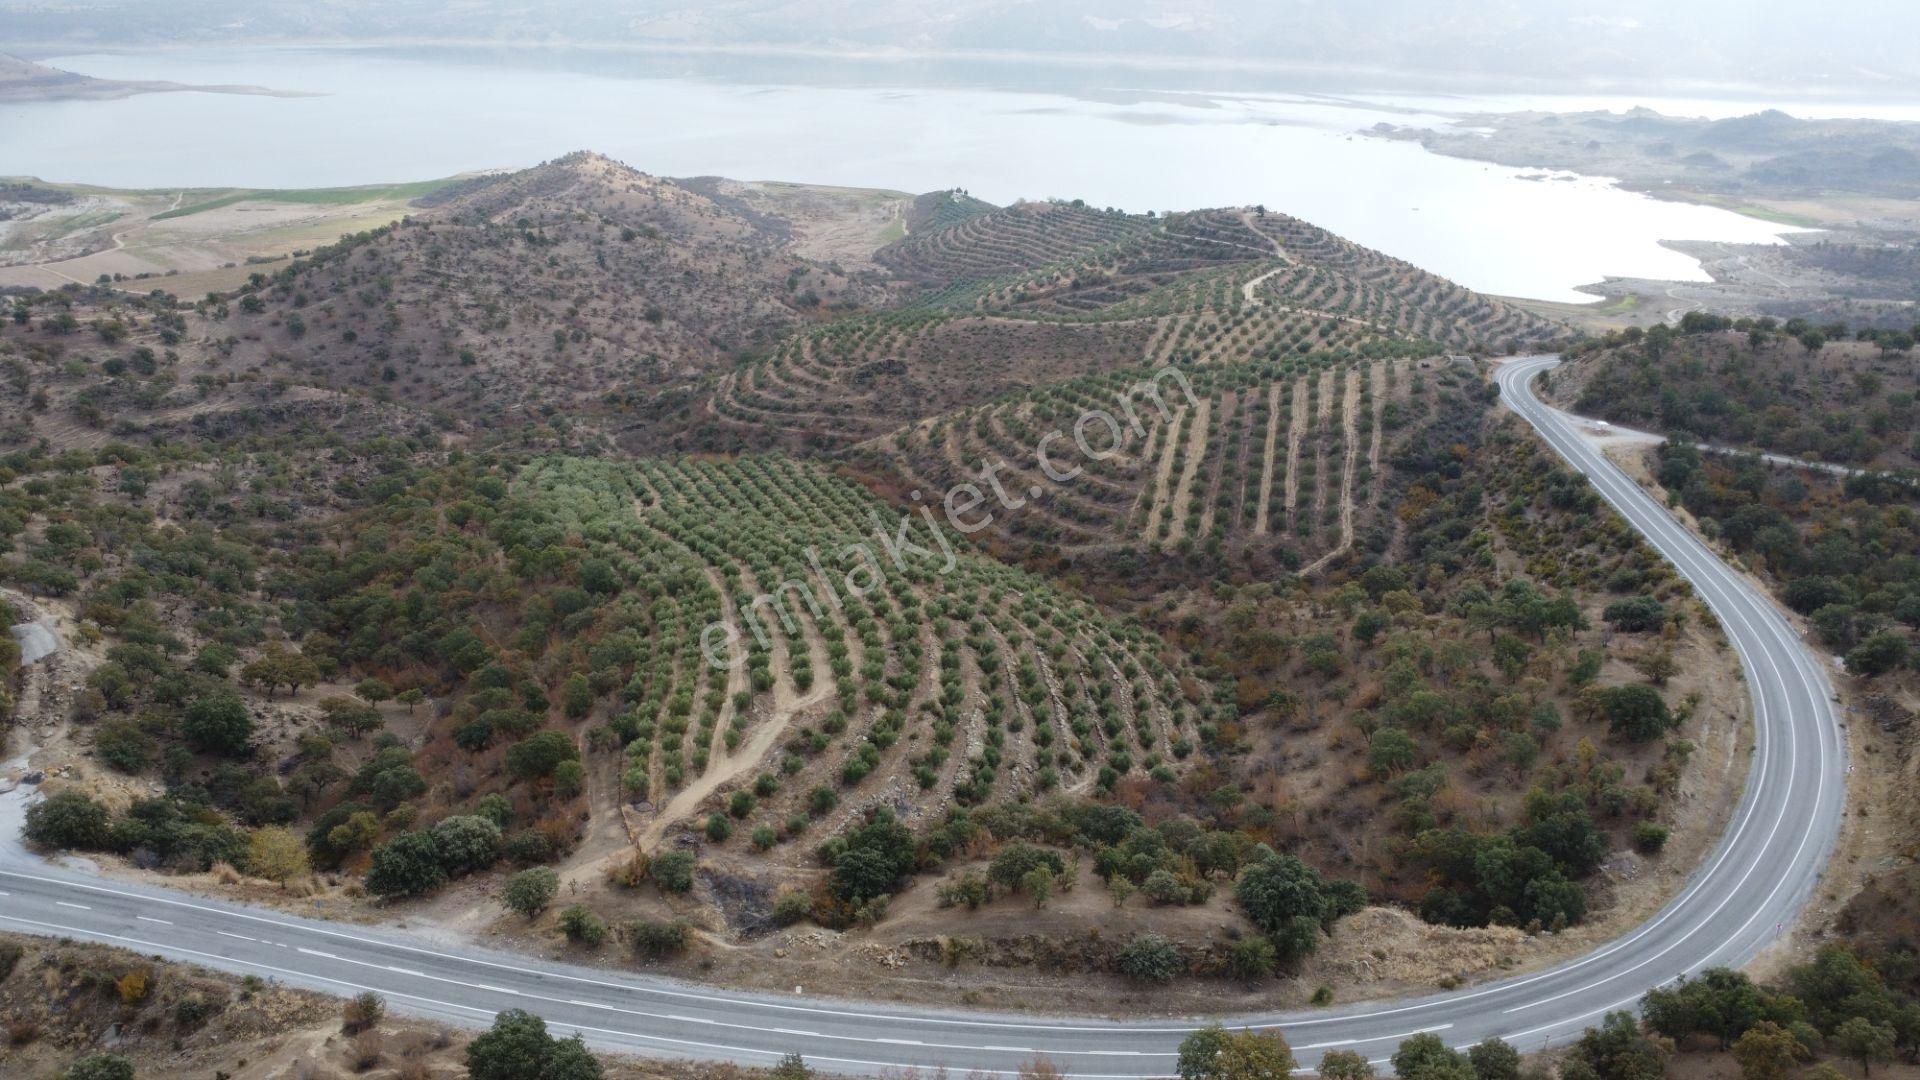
[206,152,881,424]
[0,159,1734,1017]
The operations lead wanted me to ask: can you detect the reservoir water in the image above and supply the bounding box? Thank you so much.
[0,47,1820,302]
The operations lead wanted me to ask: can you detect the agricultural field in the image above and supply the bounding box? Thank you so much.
[0,175,473,297]
[709,312,1156,446]
[515,454,1218,853]
[7,156,1763,1008]
[0,434,1222,908]
[706,199,1556,456]
[860,355,1436,574]
[876,200,1554,352]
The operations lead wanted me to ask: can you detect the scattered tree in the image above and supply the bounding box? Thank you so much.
[1177,1023,1297,1080]
[500,867,560,918]
[247,826,310,885]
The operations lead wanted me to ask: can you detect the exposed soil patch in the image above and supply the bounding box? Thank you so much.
[1254,381,1284,535]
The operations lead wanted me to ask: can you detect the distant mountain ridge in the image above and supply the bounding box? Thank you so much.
[1379,107,1920,200]
[3,0,1917,92]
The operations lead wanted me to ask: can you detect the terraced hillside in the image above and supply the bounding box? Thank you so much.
[516,455,1219,847]
[860,356,1444,574]
[876,198,1163,290]
[708,201,1556,453]
[709,311,1155,446]
[899,188,998,236]
[3,162,1555,464]
[879,201,1554,351]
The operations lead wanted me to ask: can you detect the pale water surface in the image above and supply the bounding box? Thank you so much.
[0,47,1821,302]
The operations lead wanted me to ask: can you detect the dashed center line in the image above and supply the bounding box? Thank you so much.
[136,916,172,925]
[55,902,90,911]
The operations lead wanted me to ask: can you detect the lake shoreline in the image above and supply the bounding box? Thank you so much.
[0,52,313,102]
[0,46,1823,303]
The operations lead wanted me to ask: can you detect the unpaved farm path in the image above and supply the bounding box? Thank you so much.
[1282,378,1308,530]
[1300,367,1363,576]
[1162,399,1212,547]
[638,593,833,849]
[1140,408,1184,540]
[1308,369,1333,536]
[1241,265,1287,306]
[1254,381,1283,535]
[1367,364,1385,504]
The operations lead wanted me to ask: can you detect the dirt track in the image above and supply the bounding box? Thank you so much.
[1282,378,1308,530]
[1300,367,1363,576]
[639,595,832,850]
[1253,381,1283,535]
[1163,398,1212,548]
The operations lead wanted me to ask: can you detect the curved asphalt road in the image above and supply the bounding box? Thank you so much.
[0,356,1847,1075]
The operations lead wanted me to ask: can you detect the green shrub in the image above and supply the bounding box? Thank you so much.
[499,867,559,918]
[560,905,609,947]
[986,842,1065,892]
[1115,932,1181,983]
[1225,936,1276,983]
[651,851,696,892]
[173,991,216,1029]
[937,871,991,910]
[1599,684,1674,743]
[505,730,578,781]
[95,719,155,773]
[628,918,691,958]
[772,891,812,927]
[430,814,502,876]
[24,790,110,850]
[182,693,253,756]
[1176,1024,1295,1080]
[63,1054,136,1080]
[341,991,384,1034]
[771,1052,814,1080]
[1847,633,1910,678]
[1603,596,1667,632]
[829,810,917,904]
[466,1008,604,1080]
[364,831,448,898]
[500,829,556,866]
